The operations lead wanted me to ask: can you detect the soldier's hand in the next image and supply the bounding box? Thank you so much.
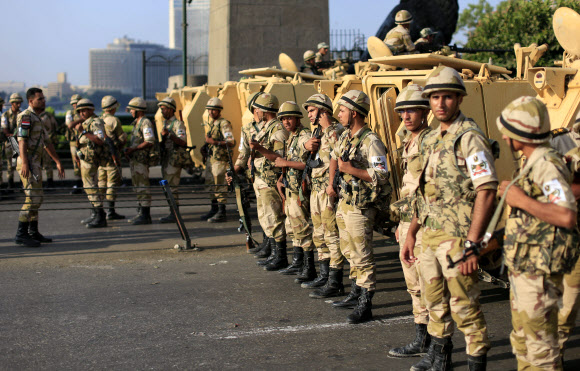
[225,174,233,185]
[56,162,65,179]
[337,158,352,173]
[20,163,30,179]
[305,138,320,152]
[458,255,478,276]
[274,157,286,168]
[277,180,285,202]
[498,180,525,208]
[249,140,262,150]
[74,122,83,131]
[205,137,215,145]
[326,184,337,198]
[161,128,169,137]
[401,236,417,267]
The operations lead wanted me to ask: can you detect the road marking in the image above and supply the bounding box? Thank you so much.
[201,315,413,340]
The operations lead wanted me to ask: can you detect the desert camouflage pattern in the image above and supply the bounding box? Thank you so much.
[98,112,126,201]
[98,163,122,201]
[1,108,20,183]
[203,117,234,162]
[159,116,187,203]
[130,160,151,207]
[78,115,106,165]
[384,24,415,55]
[235,120,259,169]
[65,109,81,177]
[310,123,344,188]
[40,111,58,180]
[496,96,551,145]
[252,119,289,187]
[205,159,228,204]
[422,66,467,97]
[284,189,314,251]
[129,117,156,165]
[1,107,20,133]
[314,51,323,63]
[254,182,285,241]
[283,125,310,192]
[398,222,428,325]
[559,256,580,355]
[80,158,102,208]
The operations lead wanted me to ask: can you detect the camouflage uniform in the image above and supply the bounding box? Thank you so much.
[79,115,106,208]
[203,116,234,204]
[129,117,156,207]
[162,115,188,203]
[39,111,58,181]
[65,108,82,178]
[98,112,126,202]
[384,24,416,55]
[1,107,20,185]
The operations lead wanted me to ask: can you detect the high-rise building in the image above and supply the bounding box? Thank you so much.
[45,72,73,100]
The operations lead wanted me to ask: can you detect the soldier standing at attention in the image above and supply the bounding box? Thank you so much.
[14,88,65,247]
[99,95,127,220]
[125,97,155,225]
[315,42,330,63]
[158,97,189,223]
[75,99,108,229]
[331,90,391,324]
[388,85,432,358]
[1,93,23,191]
[65,94,84,194]
[402,66,496,371]
[39,108,59,188]
[384,9,416,55]
[200,98,235,223]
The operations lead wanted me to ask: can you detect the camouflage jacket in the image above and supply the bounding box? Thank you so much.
[161,116,190,168]
[40,111,59,145]
[384,25,415,55]
[65,109,81,143]
[418,113,498,237]
[130,117,156,165]
[1,108,20,135]
[236,120,259,169]
[504,145,579,275]
[78,115,106,165]
[284,125,311,193]
[203,117,234,162]
[315,52,324,63]
[311,122,344,189]
[16,108,48,164]
[101,112,127,149]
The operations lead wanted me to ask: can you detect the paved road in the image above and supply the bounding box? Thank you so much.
[0,179,579,370]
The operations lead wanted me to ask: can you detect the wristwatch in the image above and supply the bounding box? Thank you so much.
[464,240,480,252]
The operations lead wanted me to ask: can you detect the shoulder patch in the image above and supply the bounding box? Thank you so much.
[466,151,492,180]
[542,179,567,204]
[372,156,388,173]
[551,127,569,137]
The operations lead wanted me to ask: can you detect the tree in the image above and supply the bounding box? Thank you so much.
[462,0,580,70]
[456,0,494,37]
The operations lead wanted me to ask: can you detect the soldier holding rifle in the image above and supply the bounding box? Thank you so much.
[1,93,23,191]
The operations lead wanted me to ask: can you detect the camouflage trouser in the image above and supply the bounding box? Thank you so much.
[420,227,490,356]
[16,158,43,222]
[80,159,103,208]
[41,148,53,180]
[254,181,285,242]
[70,142,81,178]
[509,271,563,370]
[558,257,580,355]
[335,198,376,290]
[204,158,227,204]
[130,159,151,207]
[310,185,341,265]
[162,162,182,204]
[398,222,428,325]
[98,160,122,201]
[284,190,314,251]
[1,143,15,183]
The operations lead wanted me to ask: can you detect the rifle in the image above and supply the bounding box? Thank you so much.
[280,140,288,210]
[105,137,121,167]
[9,136,39,182]
[425,44,513,54]
[315,58,352,70]
[300,117,322,200]
[446,228,505,269]
[332,141,352,195]
[249,134,256,182]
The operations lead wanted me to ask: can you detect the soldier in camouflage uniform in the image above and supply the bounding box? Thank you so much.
[388,85,432,358]
[75,99,108,229]
[401,66,495,371]
[497,96,579,371]
[301,51,320,75]
[158,97,189,223]
[14,88,65,247]
[65,94,84,194]
[98,95,127,220]
[331,90,392,324]
[414,28,438,53]
[1,93,23,190]
[39,109,58,188]
[384,9,416,55]
[125,97,156,225]
[315,42,330,63]
[200,97,235,223]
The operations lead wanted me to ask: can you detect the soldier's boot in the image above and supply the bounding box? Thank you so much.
[81,208,97,225]
[332,280,361,309]
[71,179,83,194]
[207,204,226,223]
[301,259,330,288]
[248,233,268,254]
[87,207,108,228]
[278,246,303,275]
[106,202,125,220]
[257,238,277,266]
[14,221,41,248]
[410,341,436,371]
[388,323,431,357]
[28,220,52,243]
[7,177,15,193]
[310,268,345,298]
[264,240,288,271]
[425,337,452,371]
[467,354,487,371]
[346,288,374,324]
[200,199,218,220]
[294,250,316,284]
[127,207,142,224]
[254,236,273,259]
[131,206,152,225]
[159,208,177,224]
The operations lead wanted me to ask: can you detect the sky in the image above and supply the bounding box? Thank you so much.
[0,0,503,88]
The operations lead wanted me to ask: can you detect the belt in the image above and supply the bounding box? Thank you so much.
[424,217,442,230]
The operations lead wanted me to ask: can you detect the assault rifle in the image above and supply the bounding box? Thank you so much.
[280,140,288,210]
[424,44,513,54]
[446,228,504,269]
[300,121,322,201]
[315,58,353,70]
[9,136,39,182]
[105,137,121,167]
[249,134,256,182]
[332,141,352,195]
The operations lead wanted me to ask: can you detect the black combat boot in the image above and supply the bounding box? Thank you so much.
[388,323,431,357]
[28,220,52,243]
[410,341,436,371]
[257,238,277,266]
[248,233,269,254]
[131,206,152,225]
[255,236,274,259]
[87,207,108,228]
[310,268,345,298]
[294,250,316,284]
[106,202,125,220]
[14,221,41,248]
[264,240,288,271]
[301,259,330,288]
[332,280,361,309]
[467,354,487,371]
[71,179,83,194]
[81,208,97,225]
[200,199,218,220]
[411,337,452,371]
[127,206,142,223]
[159,208,177,223]
[347,288,374,324]
[278,246,303,275]
[208,204,226,223]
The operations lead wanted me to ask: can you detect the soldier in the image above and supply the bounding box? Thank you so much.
[401,66,495,370]
[388,85,432,357]
[14,88,65,247]
[158,97,189,223]
[75,99,108,229]
[331,90,391,324]
[300,51,320,75]
[1,93,23,190]
[65,94,84,194]
[125,97,156,225]
[496,96,578,370]
[414,28,438,53]
[99,95,127,220]
[384,9,416,55]
[39,109,59,188]
[315,42,330,63]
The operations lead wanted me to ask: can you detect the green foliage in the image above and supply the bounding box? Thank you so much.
[457,0,494,36]
[463,0,580,70]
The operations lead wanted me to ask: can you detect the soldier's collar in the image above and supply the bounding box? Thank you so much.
[350,124,369,138]
[439,111,465,135]
[524,144,551,169]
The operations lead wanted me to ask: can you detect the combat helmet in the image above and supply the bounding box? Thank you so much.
[317,42,330,50]
[302,93,333,114]
[247,92,264,111]
[252,93,279,113]
[496,96,550,144]
[70,94,82,105]
[422,66,467,97]
[277,101,303,119]
[158,97,177,110]
[127,97,147,112]
[303,50,316,62]
[206,97,223,111]
[395,10,413,24]
[337,90,370,117]
[76,98,95,111]
[9,93,23,103]
[420,28,436,38]
[101,95,119,110]
[395,84,430,111]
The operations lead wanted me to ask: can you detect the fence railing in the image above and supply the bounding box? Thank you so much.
[330,29,366,62]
